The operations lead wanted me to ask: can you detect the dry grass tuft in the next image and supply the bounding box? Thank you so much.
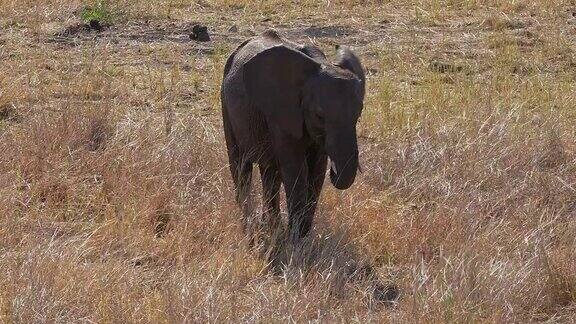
[1,0,576,322]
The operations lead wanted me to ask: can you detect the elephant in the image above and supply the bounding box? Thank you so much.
[221,29,365,242]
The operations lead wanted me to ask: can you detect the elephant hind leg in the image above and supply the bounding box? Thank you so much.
[222,108,255,238]
[228,148,255,241]
[236,160,254,238]
[222,105,241,190]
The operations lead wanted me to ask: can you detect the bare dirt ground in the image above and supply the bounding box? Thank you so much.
[2,0,576,322]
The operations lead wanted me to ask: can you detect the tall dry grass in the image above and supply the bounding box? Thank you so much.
[1,0,576,322]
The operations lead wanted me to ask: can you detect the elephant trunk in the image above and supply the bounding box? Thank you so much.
[327,128,359,190]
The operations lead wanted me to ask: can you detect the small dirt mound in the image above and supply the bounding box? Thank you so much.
[189,24,211,42]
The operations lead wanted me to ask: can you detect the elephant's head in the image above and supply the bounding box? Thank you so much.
[244,44,365,190]
[303,46,365,189]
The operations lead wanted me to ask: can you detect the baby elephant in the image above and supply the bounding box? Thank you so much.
[221,29,365,242]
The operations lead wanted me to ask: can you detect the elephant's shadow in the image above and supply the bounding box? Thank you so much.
[247,204,399,306]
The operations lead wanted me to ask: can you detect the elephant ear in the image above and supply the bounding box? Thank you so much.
[244,45,321,139]
[335,45,365,98]
[299,45,327,62]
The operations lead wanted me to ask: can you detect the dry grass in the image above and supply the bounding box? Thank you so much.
[1,0,576,322]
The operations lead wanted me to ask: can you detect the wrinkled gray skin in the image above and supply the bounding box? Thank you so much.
[221,30,365,241]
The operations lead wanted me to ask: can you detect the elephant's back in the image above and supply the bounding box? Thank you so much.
[225,31,285,79]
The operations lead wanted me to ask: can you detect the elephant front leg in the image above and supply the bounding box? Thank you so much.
[277,147,311,241]
[258,162,282,264]
[306,145,327,219]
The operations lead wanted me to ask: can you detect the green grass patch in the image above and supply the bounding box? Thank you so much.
[81,1,114,25]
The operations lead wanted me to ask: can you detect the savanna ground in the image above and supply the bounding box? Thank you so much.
[1,0,576,322]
